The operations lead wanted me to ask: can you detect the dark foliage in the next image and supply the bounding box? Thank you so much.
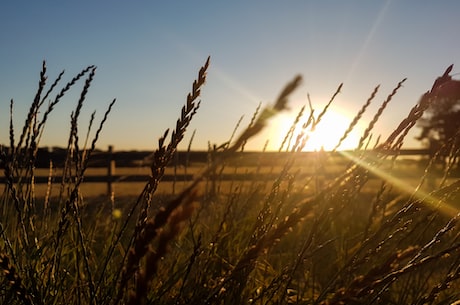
[417,65,460,160]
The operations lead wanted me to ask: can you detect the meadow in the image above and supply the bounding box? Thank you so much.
[1,58,460,304]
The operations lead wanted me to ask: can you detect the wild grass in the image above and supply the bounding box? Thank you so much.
[1,59,460,304]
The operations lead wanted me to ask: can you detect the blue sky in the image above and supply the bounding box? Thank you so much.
[1,1,459,151]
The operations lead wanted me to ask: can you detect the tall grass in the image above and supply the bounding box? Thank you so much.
[1,59,460,304]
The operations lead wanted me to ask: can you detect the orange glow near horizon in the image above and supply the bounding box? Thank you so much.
[273,108,365,152]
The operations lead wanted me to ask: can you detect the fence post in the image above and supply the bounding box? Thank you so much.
[107,145,115,197]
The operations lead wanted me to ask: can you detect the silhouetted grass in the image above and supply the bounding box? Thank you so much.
[1,60,460,305]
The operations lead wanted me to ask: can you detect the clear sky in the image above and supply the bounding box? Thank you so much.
[1,1,459,152]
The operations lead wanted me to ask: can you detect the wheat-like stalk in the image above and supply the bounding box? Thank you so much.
[101,58,210,304]
[314,83,343,128]
[230,75,302,151]
[15,61,47,153]
[127,190,198,305]
[334,85,379,151]
[279,105,305,152]
[36,65,95,139]
[359,78,406,150]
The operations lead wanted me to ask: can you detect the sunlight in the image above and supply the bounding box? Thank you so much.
[275,108,364,151]
[339,150,460,218]
[306,110,361,151]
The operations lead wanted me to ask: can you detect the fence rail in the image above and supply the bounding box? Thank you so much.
[0,146,437,196]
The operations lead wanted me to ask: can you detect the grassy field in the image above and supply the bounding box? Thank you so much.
[1,59,460,304]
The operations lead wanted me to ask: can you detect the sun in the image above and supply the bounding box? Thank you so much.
[306,111,361,151]
[274,108,364,152]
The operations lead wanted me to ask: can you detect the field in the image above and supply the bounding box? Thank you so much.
[1,59,460,304]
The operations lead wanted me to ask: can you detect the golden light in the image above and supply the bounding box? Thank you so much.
[274,108,364,152]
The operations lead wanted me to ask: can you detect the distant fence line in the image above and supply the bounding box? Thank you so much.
[0,146,433,168]
[1,146,434,196]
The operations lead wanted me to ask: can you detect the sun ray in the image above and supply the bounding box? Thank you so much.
[340,150,460,218]
[345,0,392,83]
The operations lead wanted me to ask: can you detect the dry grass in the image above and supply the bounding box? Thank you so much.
[1,59,460,304]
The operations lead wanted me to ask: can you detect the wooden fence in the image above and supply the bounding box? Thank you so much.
[0,146,436,196]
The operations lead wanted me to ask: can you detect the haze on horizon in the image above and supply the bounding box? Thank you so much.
[1,1,459,152]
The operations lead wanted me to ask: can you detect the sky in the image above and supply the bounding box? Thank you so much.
[1,1,460,152]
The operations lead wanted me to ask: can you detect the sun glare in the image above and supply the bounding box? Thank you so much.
[275,109,364,152]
